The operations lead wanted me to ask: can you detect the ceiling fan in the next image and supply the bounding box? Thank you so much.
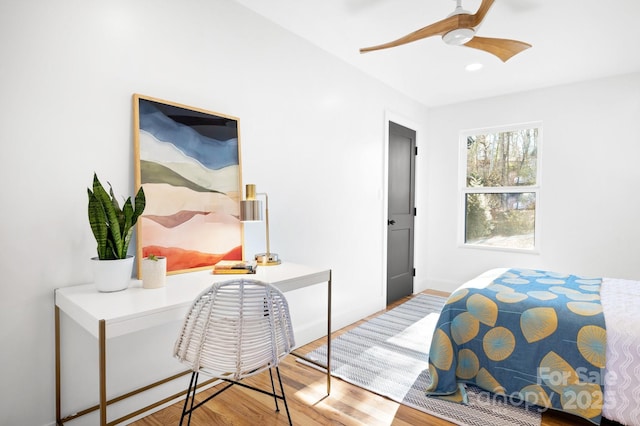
[360,0,531,62]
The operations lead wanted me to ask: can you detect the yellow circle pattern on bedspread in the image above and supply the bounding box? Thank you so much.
[520,307,558,343]
[426,268,607,424]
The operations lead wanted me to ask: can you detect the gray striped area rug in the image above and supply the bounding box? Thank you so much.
[306,294,541,426]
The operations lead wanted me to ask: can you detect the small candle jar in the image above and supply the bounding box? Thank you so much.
[141,256,167,289]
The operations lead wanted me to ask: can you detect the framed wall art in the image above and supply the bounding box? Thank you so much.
[133,94,243,276]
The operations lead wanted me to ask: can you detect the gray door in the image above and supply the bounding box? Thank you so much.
[387,121,416,305]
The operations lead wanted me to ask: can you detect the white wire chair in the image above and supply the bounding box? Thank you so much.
[174,279,296,425]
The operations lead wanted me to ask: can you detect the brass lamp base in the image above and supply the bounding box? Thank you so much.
[255,253,281,266]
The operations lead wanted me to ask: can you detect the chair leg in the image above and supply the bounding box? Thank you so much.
[179,369,292,425]
[179,372,195,426]
[275,367,293,426]
[187,373,200,426]
[180,372,199,426]
[268,367,280,412]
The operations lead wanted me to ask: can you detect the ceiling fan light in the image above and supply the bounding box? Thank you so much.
[443,28,475,45]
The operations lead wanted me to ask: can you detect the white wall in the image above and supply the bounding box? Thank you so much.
[416,72,640,293]
[3,1,638,424]
[0,1,430,425]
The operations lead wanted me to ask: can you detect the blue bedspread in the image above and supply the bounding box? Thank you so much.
[426,268,606,424]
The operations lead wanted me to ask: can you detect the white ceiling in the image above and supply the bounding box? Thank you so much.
[235,0,640,107]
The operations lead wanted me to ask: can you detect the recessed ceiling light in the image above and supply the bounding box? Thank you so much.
[465,63,483,72]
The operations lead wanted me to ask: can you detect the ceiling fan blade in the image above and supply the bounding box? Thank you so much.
[470,0,496,26]
[360,15,460,53]
[463,36,531,62]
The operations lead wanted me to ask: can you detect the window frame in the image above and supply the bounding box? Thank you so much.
[458,121,542,253]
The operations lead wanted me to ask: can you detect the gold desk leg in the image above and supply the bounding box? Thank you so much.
[99,319,107,426]
[327,270,332,396]
[55,305,62,425]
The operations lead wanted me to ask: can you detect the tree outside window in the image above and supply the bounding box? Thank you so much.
[461,123,541,251]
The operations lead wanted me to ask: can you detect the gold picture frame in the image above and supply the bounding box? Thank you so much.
[133,94,242,276]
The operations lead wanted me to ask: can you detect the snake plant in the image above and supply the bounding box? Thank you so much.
[87,173,145,260]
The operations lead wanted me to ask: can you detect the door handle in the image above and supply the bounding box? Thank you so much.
[387,220,396,225]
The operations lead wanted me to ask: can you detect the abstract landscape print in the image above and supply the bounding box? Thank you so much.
[133,95,242,275]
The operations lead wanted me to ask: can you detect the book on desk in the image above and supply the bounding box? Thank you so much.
[213,260,258,274]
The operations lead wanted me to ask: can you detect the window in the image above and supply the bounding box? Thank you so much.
[460,123,541,251]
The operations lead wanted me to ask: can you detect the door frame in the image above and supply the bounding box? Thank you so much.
[381,111,421,308]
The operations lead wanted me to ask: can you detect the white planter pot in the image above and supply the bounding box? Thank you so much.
[141,256,167,289]
[91,256,135,292]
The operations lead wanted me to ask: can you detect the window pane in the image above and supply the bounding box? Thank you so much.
[465,192,536,249]
[466,128,538,187]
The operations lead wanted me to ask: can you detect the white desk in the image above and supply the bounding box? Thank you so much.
[55,262,332,426]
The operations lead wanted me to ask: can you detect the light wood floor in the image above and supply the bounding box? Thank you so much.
[132,290,619,426]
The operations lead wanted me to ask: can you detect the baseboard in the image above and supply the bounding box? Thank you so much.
[415,277,460,294]
[293,303,382,348]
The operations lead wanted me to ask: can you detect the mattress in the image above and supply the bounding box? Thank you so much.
[456,268,640,425]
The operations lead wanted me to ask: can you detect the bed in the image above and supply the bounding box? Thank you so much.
[426,268,640,426]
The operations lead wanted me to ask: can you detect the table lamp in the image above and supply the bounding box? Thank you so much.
[240,184,281,265]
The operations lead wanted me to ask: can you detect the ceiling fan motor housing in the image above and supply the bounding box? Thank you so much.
[443,27,475,45]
